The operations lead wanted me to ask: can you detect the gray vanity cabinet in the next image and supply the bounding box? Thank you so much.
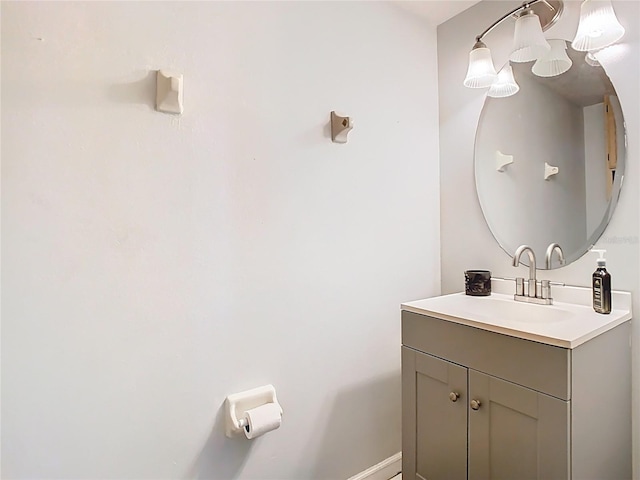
[402,348,467,480]
[403,347,568,480]
[402,310,632,480]
[467,369,569,480]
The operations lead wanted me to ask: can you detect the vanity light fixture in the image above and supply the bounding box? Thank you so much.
[464,0,624,96]
[463,40,498,88]
[572,0,625,52]
[585,51,601,66]
[488,64,520,98]
[510,8,551,62]
[532,39,573,77]
[464,0,563,91]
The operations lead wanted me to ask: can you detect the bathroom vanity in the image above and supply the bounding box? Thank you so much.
[401,289,632,480]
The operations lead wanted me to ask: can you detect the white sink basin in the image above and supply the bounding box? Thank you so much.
[438,293,575,324]
[401,289,631,348]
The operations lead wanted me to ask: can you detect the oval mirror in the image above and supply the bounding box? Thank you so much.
[475,40,626,269]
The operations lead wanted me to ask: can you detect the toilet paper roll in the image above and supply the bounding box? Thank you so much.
[243,403,282,439]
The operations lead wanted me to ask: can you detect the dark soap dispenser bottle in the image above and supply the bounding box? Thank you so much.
[592,249,611,314]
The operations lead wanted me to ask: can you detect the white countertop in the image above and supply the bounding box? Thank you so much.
[401,287,632,348]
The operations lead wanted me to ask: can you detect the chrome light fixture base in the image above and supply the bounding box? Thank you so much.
[512,0,563,33]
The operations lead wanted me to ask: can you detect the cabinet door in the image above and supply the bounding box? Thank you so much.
[468,370,570,480]
[402,347,467,480]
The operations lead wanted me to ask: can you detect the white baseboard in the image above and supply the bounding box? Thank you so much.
[347,452,402,480]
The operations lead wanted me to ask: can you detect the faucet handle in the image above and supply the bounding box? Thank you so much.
[539,280,565,299]
[540,280,551,299]
[515,277,525,296]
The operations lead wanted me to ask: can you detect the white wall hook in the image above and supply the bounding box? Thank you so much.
[225,384,283,438]
[330,111,353,143]
[156,70,183,114]
[496,150,514,172]
[544,162,559,180]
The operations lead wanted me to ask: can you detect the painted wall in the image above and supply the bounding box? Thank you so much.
[438,0,640,474]
[1,2,440,478]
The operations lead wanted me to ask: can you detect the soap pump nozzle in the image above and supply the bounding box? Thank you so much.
[591,248,607,267]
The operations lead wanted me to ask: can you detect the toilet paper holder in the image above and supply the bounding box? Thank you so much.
[225,384,283,438]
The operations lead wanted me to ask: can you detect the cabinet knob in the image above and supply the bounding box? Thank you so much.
[470,399,482,411]
[449,392,460,402]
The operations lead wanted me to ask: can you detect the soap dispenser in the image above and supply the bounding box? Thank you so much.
[592,249,611,314]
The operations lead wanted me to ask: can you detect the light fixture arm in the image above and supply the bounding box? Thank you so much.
[475,0,554,42]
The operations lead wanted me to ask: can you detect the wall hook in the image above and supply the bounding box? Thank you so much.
[330,111,353,143]
[544,162,559,180]
[156,70,184,114]
[496,150,514,172]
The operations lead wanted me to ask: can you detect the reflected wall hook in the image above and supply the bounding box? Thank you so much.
[544,162,559,180]
[496,150,514,172]
[330,111,353,143]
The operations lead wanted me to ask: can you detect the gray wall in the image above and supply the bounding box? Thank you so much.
[438,0,640,474]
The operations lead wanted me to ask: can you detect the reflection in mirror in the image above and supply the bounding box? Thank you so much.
[475,40,626,270]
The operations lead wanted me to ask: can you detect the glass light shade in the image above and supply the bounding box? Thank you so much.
[532,39,573,77]
[464,43,498,88]
[572,0,625,52]
[585,51,601,66]
[488,64,520,98]
[510,11,551,63]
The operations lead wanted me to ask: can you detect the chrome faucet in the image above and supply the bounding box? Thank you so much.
[512,245,537,298]
[545,243,565,269]
[511,244,562,305]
